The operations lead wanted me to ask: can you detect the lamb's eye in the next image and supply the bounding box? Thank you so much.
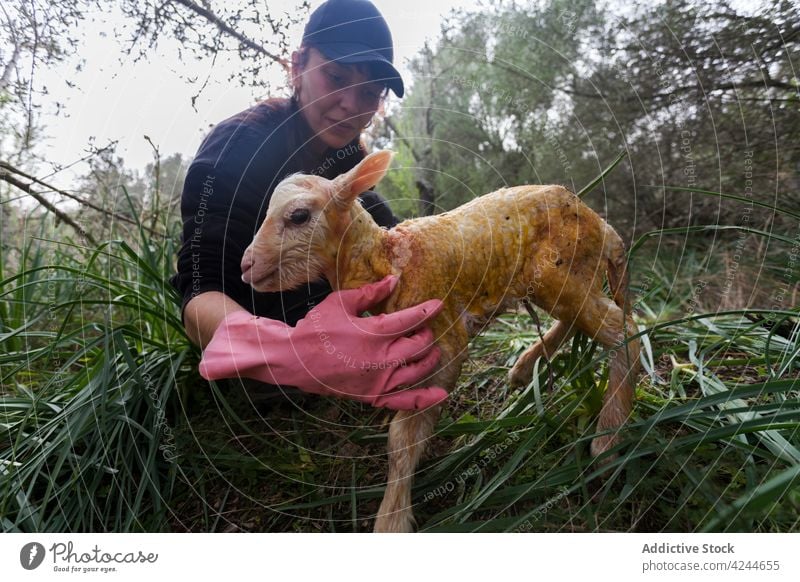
[288,208,310,225]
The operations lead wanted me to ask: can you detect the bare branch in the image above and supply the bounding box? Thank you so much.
[172,0,287,69]
[384,117,420,163]
[0,167,96,246]
[0,160,162,237]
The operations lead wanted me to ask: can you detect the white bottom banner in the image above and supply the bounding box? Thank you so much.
[1,533,797,581]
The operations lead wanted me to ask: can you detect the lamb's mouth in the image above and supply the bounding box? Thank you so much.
[243,266,279,291]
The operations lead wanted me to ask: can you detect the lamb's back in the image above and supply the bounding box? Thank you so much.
[386,185,602,326]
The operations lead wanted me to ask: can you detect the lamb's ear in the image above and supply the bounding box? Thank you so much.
[332,150,394,208]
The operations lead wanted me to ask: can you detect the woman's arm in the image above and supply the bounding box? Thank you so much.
[183,291,248,349]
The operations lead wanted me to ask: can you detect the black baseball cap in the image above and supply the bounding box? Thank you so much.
[302,0,405,97]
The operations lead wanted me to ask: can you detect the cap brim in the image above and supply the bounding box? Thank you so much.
[313,43,405,98]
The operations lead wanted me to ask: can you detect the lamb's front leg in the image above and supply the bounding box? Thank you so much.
[375,407,440,532]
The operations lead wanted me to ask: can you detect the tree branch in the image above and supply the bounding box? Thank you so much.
[172,0,287,68]
[384,117,420,163]
[0,160,162,238]
[0,168,96,246]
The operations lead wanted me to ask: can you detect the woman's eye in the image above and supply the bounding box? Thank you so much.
[327,71,346,87]
[288,208,310,225]
[362,88,381,102]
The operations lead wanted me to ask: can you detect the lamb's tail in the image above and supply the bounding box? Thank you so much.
[603,223,630,313]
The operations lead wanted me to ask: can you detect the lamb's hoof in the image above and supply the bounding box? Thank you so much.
[374,512,415,533]
[508,362,532,387]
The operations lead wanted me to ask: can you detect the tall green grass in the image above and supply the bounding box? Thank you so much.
[0,193,198,531]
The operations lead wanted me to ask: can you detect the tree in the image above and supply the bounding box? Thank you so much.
[1,0,305,243]
[567,0,799,230]
[383,0,798,236]
[0,1,93,166]
[381,0,602,214]
[1,0,308,163]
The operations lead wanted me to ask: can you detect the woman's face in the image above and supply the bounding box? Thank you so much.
[292,47,385,153]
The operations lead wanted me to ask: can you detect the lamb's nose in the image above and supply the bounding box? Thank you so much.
[241,247,254,283]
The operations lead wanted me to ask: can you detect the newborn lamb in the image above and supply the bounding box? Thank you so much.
[239,150,640,532]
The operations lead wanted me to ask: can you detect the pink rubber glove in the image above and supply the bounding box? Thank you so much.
[199,275,449,410]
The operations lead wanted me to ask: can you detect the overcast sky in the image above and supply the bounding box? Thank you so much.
[38,0,475,183]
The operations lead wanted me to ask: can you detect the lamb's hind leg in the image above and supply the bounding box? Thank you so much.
[374,407,440,532]
[508,320,575,387]
[574,295,640,460]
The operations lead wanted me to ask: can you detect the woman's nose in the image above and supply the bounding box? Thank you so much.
[336,86,360,114]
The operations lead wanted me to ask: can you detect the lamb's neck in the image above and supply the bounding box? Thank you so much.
[328,204,393,290]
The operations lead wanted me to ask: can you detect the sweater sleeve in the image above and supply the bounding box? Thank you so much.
[169,161,266,324]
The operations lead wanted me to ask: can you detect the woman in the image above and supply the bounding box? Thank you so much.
[170,0,448,410]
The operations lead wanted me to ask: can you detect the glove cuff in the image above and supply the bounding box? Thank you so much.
[199,310,294,383]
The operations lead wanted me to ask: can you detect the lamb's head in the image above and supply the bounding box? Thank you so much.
[241,149,394,292]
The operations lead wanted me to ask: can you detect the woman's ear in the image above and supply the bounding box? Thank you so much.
[290,49,305,96]
[333,150,394,208]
